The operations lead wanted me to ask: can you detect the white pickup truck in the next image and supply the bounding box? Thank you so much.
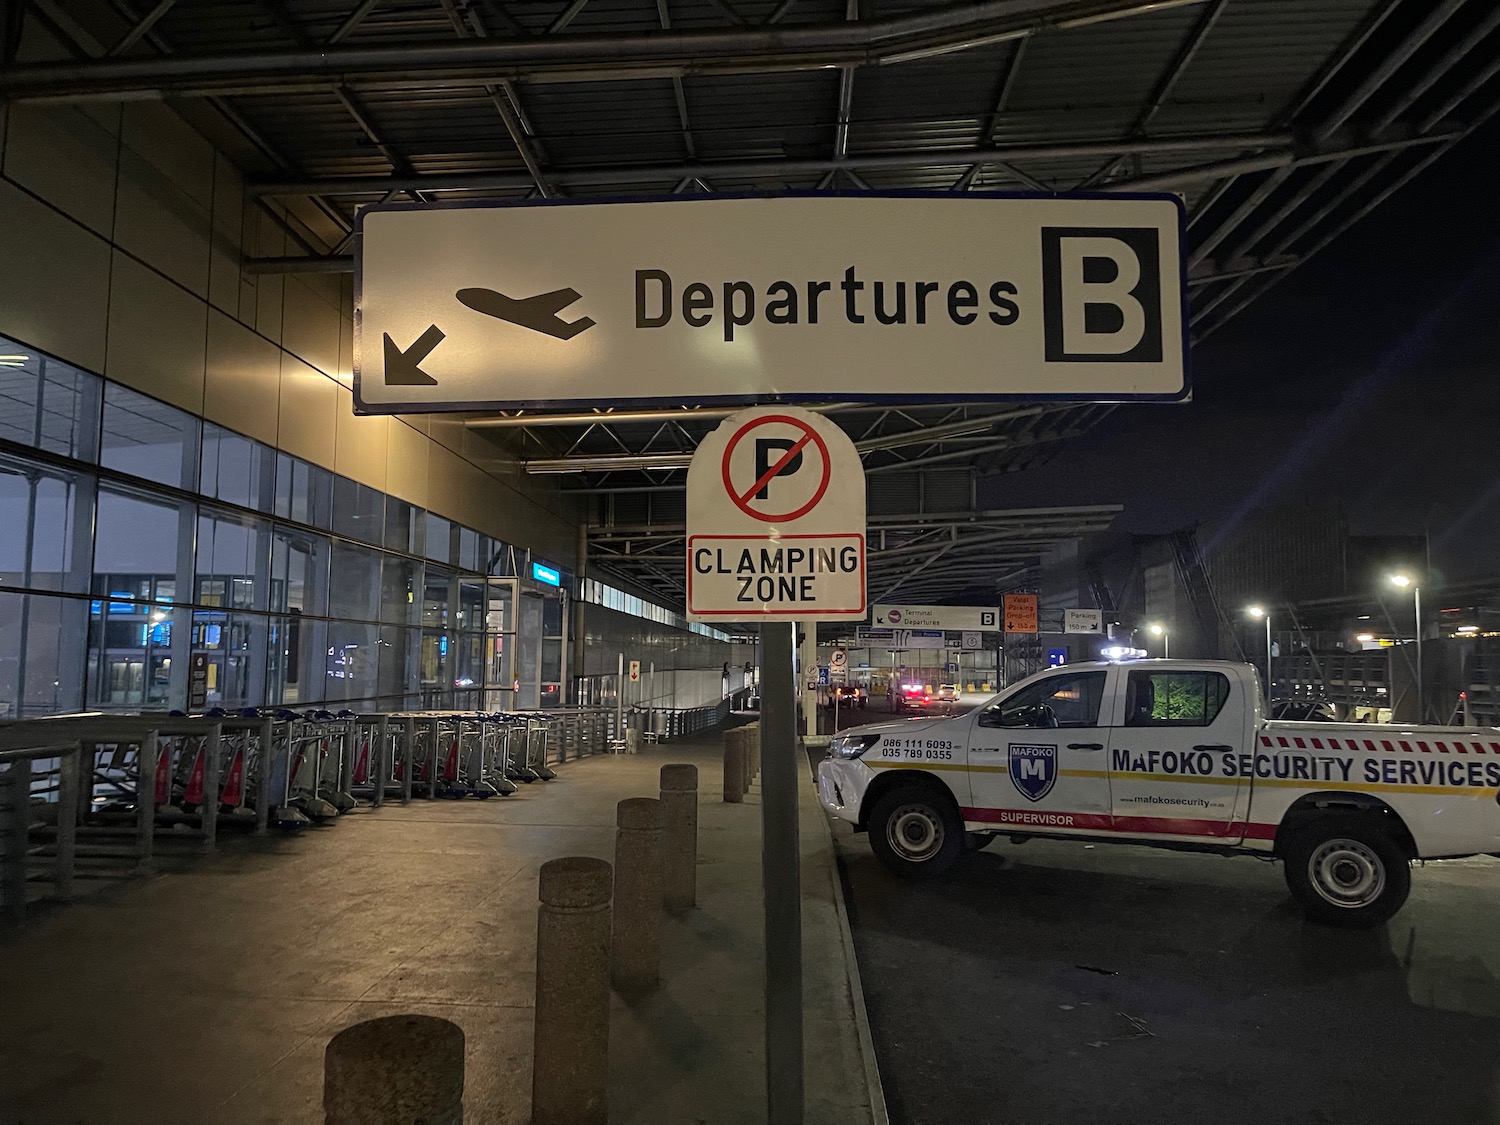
[817,659,1500,927]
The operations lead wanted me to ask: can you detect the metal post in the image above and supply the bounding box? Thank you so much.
[2,757,30,920]
[402,717,415,804]
[255,719,272,834]
[54,744,80,902]
[374,716,390,807]
[202,723,222,850]
[1265,614,1273,704]
[137,732,157,869]
[1414,585,1424,724]
[428,717,441,798]
[760,620,802,1125]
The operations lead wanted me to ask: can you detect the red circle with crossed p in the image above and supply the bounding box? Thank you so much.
[721,414,832,523]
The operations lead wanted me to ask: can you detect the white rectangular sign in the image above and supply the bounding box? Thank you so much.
[687,535,865,617]
[1064,608,1104,634]
[355,195,1187,412]
[897,630,947,650]
[873,604,1001,631]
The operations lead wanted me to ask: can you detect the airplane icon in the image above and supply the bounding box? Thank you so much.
[456,286,596,340]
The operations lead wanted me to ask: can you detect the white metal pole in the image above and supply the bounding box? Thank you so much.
[1414,585,1424,724]
[1264,614,1273,703]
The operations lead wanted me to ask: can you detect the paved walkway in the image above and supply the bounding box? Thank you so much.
[0,729,882,1125]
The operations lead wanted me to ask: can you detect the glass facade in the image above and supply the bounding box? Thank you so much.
[0,336,567,718]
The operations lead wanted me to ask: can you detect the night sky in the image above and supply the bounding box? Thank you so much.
[985,116,1500,584]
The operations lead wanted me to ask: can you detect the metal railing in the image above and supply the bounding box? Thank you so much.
[0,704,634,922]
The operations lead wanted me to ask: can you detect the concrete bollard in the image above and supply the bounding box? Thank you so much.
[323,1014,464,1125]
[612,797,665,996]
[722,729,746,803]
[747,723,761,782]
[659,764,699,910]
[741,725,754,792]
[534,856,613,1125]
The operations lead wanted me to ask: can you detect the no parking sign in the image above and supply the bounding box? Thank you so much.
[686,406,866,620]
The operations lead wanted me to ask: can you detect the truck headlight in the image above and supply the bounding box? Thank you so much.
[831,733,880,760]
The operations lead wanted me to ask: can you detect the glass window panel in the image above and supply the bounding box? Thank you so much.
[0,344,102,459]
[424,513,454,564]
[193,610,265,709]
[381,556,421,625]
[328,542,381,622]
[457,580,485,632]
[100,382,199,488]
[0,454,93,594]
[422,567,452,629]
[266,613,323,707]
[377,624,416,709]
[332,474,384,545]
[88,600,180,710]
[195,508,270,611]
[93,486,184,600]
[384,498,418,553]
[270,528,329,617]
[274,453,333,528]
[201,424,275,512]
[326,621,379,703]
[0,591,87,717]
[417,629,451,706]
[458,526,481,572]
[486,580,513,634]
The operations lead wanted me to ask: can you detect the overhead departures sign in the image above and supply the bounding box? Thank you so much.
[686,407,866,621]
[354,195,1188,413]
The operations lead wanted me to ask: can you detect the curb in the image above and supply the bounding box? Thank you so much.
[816,786,890,1125]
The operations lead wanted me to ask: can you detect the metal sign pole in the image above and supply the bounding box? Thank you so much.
[761,620,802,1125]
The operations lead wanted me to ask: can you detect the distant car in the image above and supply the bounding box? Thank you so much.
[1270,699,1337,722]
[936,684,961,703]
[832,684,866,708]
[897,683,933,711]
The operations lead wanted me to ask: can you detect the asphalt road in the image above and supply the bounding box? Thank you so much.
[818,750,1500,1125]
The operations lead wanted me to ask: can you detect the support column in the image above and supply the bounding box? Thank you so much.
[761,621,803,1125]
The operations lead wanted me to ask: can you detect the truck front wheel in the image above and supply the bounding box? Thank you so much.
[1281,814,1411,928]
[868,786,963,878]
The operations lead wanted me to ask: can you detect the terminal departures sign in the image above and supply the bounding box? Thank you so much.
[354,195,1188,413]
[686,407,866,621]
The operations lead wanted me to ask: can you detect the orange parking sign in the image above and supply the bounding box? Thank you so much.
[1002,594,1038,634]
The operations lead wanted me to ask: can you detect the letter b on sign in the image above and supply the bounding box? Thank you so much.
[1040,227,1163,362]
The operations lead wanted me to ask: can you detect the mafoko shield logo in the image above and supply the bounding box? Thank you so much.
[1040,227,1164,363]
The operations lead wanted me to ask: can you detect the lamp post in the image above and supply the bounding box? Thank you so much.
[1148,622,1169,658]
[1389,574,1423,723]
[1246,606,1271,703]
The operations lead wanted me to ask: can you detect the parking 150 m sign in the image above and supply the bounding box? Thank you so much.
[354,194,1188,413]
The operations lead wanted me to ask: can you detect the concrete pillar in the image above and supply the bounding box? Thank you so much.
[323,1014,464,1125]
[533,856,613,1125]
[722,729,746,803]
[659,764,698,910]
[612,797,664,996]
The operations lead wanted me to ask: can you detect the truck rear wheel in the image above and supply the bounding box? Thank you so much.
[1281,814,1411,928]
[868,786,963,878]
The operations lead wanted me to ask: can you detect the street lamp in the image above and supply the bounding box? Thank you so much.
[1246,606,1271,702]
[1148,622,1169,657]
[1389,573,1423,723]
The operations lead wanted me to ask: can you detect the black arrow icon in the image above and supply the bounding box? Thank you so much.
[383,325,444,386]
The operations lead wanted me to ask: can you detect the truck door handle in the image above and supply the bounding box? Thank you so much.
[1067,742,1103,751]
[1193,744,1234,753]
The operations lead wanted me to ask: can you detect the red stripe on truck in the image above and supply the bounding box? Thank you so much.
[961,807,1278,840]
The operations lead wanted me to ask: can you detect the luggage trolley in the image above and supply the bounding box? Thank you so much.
[524,716,557,780]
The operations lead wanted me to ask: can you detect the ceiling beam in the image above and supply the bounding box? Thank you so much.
[245,132,1282,197]
[0,0,1211,102]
